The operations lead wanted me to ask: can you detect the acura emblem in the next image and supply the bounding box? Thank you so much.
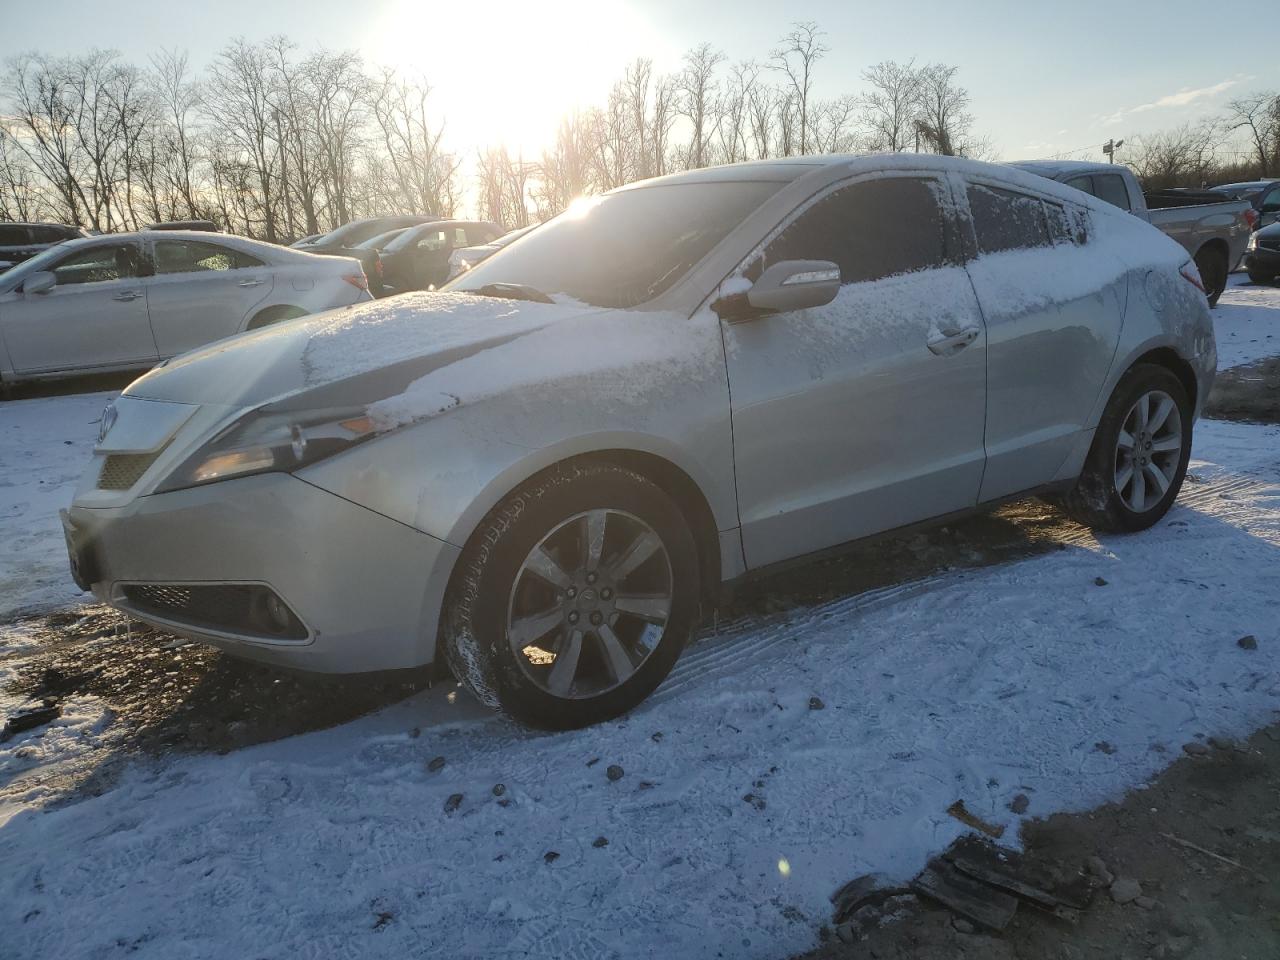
[98,401,118,444]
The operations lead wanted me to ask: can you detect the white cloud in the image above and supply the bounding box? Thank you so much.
[1130,79,1240,113]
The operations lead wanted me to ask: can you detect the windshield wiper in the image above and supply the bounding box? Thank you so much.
[471,282,555,304]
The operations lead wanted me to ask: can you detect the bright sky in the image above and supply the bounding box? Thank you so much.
[3,0,1277,163]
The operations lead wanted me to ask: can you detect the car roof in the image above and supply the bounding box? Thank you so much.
[1008,160,1124,179]
[1215,180,1277,190]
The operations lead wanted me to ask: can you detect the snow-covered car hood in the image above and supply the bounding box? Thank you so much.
[124,292,603,409]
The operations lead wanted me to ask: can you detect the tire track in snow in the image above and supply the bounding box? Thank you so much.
[659,471,1274,704]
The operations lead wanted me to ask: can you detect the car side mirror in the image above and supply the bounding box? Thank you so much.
[714,260,841,322]
[23,271,56,295]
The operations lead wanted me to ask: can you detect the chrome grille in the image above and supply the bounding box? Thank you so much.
[98,450,163,490]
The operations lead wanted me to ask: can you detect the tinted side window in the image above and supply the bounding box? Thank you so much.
[154,240,261,274]
[416,230,447,252]
[52,244,139,285]
[1261,186,1280,213]
[756,177,948,285]
[967,184,1051,255]
[29,225,68,244]
[1092,174,1131,211]
[0,226,29,245]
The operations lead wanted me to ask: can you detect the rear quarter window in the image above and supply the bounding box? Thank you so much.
[966,184,1052,255]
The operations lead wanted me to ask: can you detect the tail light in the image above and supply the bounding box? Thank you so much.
[375,258,383,277]
[1179,261,1206,294]
[343,273,369,291]
[1243,208,1259,231]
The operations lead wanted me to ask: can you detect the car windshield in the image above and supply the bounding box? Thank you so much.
[0,240,77,289]
[321,219,414,248]
[447,181,783,308]
[355,228,408,250]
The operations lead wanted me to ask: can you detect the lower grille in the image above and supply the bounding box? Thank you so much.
[119,583,308,641]
[98,450,163,490]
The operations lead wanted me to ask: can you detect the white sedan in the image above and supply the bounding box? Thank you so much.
[0,230,372,389]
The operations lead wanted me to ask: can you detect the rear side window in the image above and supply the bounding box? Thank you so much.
[967,184,1051,255]
[754,177,949,285]
[1064,175,1095,198]
[154,239,262,274]
[1092,174,1131,211]
[0,225,29,245]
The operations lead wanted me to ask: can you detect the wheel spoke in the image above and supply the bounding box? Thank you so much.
[1151,433,1182,453]
[596,623,634,683]
[1116,462,1135,493]
[1145,461,1172,496]
[1131,465,1147,510]
[583,511,608,572]
[524,546,575,591]
[608,530,662,582]
[1116,429,1136,452]
[546,629,583,697]
[1134,394,1150,431]
[509,608,563,647]
[614,594,671,624]
[1148,395,1175,434]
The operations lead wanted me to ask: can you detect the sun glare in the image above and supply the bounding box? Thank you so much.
[370,0,666,157]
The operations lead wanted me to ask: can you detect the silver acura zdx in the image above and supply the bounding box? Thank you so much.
[62,155,1216,729]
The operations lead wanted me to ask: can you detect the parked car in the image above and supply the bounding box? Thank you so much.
[445,224,537,282]
[62,155,1213,729]
[144,220,219,232]
[299,227,411,300]
[0,231,370,389]
[379,220,504,292]
[1208,179,1280,231]
[0,222,91,273]
[1014,160,1252,305]
[1244,220,1280,283]
[294,215,438,252]
[289,233,325,249]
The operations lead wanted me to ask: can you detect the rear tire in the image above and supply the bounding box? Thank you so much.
[442,462,700,730]
[1063,364,1192,533]
[1194,247,1228,307]
[1247,267,1276,285]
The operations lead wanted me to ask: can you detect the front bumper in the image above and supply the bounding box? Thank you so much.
[1245,248,1280,275]
[63,472,460,673]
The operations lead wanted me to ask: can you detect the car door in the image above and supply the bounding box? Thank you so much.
[0,240,156,374]
[404,226,450,290]
[723,174,989,569]
[144,238,274,356]
[960,179,1126,502]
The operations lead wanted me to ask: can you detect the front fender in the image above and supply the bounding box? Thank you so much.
[297,383,737,554]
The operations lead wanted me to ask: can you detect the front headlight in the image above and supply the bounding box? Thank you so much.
[154,406,378,493]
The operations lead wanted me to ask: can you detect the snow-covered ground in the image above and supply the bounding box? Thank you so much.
[1,276,1279,959]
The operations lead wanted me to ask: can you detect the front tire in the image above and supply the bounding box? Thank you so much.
[442,462,700,729]
[1247,267,1276,285]
[1194,247,1227,307]
[1063,364,1192,533]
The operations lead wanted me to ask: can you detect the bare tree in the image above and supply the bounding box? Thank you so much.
[203,39,283,240]
[769,22,827,155]
[1225,91,1279,178]
[913,63,973,156]
[679,43,724,169]
[368,69,459,217]
[1126,121,1222,191]
[150,49,203,219]
[860,60,922,152]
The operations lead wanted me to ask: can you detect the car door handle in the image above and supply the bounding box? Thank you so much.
[112,290,143,302]
[237,277,264,287]
[927,326,980,356]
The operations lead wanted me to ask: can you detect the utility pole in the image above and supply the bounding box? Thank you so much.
[1103,138,1125,164]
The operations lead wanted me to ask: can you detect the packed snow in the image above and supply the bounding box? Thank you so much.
[0,274,1278,959]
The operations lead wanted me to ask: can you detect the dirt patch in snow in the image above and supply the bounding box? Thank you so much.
[1205,356,1280,425]
[797,721,1280,960]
